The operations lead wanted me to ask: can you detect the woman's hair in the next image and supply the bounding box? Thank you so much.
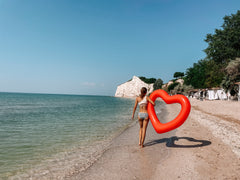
[140,87,147,97]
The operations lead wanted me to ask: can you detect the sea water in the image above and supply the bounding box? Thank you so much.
[0,93,136,179]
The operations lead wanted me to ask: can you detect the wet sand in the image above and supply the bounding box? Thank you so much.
[68,101,176,179]
[69,99,240,179]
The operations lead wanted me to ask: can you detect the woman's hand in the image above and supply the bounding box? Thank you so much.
[147,97,155,106]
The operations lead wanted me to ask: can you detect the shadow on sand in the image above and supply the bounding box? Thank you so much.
[145,136,211,148]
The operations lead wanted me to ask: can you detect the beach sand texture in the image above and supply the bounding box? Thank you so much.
[69,99,240,180]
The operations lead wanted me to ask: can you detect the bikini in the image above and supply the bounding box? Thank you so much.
[138,96,149,120]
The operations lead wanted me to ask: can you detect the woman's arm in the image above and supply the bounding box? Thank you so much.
[147,96,155,106]
[132,98,138,119]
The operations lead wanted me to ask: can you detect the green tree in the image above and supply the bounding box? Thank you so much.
[184,59,208,88]
[221,58,240,93]
[139,77,156,84]
[204,10,240,64]
[153,78,163,90]
[173,72,184,79]
[168,82,179,92]
[204,60,225,88]
[183,10,240,89]
[184,59,224,88]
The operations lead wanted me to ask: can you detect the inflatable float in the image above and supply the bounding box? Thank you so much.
[147,89,191,134]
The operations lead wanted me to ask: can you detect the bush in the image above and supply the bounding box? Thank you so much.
[139,77,156,84]
[168,82,179,92]
[153,78,163,90]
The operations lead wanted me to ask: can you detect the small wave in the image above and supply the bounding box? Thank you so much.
[1,94,135,179]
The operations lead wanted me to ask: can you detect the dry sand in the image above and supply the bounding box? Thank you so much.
[153,99,240,180]
[69,99,240,180]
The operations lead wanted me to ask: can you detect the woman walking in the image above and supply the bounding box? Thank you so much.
[132,87,155,148]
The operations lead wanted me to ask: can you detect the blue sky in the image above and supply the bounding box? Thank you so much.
[0,0,240,95]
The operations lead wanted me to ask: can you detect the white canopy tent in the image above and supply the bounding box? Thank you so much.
[207,89,228,100]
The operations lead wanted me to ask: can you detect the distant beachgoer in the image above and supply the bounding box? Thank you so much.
[132,87,155,148]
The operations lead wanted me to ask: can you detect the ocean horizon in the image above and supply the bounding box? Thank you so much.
[0,91,113,97]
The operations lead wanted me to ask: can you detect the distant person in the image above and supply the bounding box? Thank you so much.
[132,87,155,148]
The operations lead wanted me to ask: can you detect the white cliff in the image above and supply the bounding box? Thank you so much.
[115,76,154,97]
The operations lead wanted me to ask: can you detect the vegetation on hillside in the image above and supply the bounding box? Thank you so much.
[183,10,240,93]
[153,79,163,90]
[173,72,184,79]
[137,10,240,95]
[139,77,156,84]
[138,76,163,91]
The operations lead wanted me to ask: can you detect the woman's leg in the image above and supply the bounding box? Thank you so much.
[138,118,143,146]
[141,118,149,148]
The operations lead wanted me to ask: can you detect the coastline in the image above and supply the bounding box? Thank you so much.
[68,101,176,179]
[69,98,240,179]
[2,94,136,180]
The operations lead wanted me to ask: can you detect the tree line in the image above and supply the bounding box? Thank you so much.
[141,10,240,95]
[183,10,240,95]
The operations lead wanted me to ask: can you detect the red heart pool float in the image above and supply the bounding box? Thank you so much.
[147,89,191,134]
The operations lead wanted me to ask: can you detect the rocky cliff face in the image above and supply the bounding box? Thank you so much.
[162,79,184,89]
[115,76,154,97]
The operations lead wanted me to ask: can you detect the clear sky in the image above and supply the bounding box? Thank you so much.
[0,0,240,96]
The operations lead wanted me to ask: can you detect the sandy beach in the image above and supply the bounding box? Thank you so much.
[69,98,240,180]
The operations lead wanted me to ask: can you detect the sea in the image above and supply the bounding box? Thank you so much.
[0,92,138,179]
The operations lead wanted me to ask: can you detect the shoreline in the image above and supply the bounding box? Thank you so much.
[8,115,137,180]
[69,98,240,179]
[69,101,177,179]
[3,95,136,180]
